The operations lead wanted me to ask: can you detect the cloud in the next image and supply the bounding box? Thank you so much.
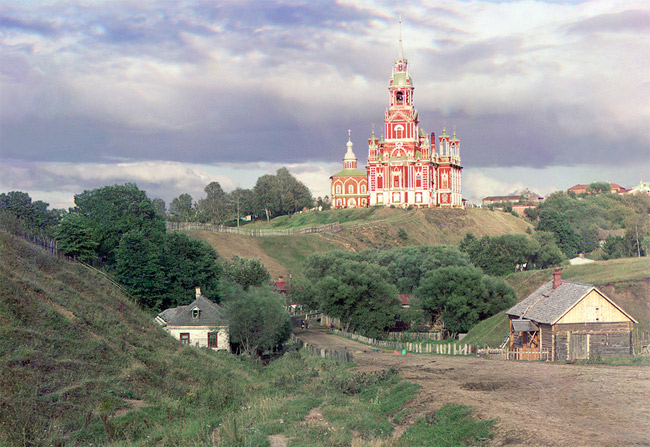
[1,0,648,208]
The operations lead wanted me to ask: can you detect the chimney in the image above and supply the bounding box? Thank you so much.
[552,269,562,290]
[195,287,201,298]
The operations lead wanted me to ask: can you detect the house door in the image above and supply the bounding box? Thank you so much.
[569,334,588,360]
[208,332,218,348]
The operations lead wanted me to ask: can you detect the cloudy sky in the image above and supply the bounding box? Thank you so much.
[1,0,648,209]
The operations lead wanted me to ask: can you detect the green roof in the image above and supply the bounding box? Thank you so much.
[331,168,366,178]
[392,72,408,86]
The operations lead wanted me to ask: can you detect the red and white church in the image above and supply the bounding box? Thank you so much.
[330,25,463,209]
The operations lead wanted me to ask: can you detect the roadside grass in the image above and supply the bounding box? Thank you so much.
[569,355,650,367]
[395,404,495,447]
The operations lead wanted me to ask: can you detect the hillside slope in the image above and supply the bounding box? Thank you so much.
[191,207,531,279]
[462,257,650,347]
[0,232,254,446]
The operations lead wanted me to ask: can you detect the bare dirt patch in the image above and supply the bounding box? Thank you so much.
[295,328,650,447]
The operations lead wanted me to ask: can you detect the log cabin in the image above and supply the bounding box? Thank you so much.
[506,269,637,361]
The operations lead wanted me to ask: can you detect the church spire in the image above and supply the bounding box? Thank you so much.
[398,14,404,60]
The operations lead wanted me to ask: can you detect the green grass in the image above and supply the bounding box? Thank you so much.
[396,404,495,447]
[257,234,343,280]
[461,312,510,348]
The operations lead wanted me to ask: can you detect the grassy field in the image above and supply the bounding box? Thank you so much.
[0,232,494,446]
[463,256,650,347]
[190,207,532,279]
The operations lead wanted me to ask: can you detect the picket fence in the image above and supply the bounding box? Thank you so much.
[165,221,340,237]
[332,329,475,356]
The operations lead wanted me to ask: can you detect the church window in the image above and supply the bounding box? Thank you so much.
[377,176,383,189]
[361,184,366,193]
[335,184,341,194]
[393,175,400,188]
[416,174,421,188]
[396,91,404,104]
[336,199,342,207]
[348,185,354,194]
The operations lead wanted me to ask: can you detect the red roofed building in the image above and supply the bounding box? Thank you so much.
[568,183,629,195]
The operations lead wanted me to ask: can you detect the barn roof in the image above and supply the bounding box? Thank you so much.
[157,295,228,327]
[506,280,637,325]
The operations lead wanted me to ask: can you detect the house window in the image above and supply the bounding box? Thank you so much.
[208,332,218,348]
[180,333,190,345]
[192,309,200,319]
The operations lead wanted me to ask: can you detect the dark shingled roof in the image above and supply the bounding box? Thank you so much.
[157,295,228,327]
[506,280,594,325]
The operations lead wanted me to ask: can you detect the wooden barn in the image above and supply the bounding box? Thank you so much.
[506,269,637,361]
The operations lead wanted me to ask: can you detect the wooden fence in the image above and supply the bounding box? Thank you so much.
[632,328,650,355]
[332,329,474,355]
[477,348,551,361]
[165,221,341,237]
[291,334,354,362]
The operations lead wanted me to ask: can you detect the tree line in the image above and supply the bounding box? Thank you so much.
[167,167,314,224]
[289,246,517,337]
[524,188,649,259]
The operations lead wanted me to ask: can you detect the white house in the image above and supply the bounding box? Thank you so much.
[155,288,229,350]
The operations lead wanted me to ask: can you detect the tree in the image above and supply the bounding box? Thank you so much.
[586,182,611,195]
[115,230,165,308]
[223,285,292,356]
[55,214,99,261]
[160,232,223,307]
[252,168,314,221]
[532,231,565,268]
[312,259,400,338]
[229,188,256,223]
[223,256,271,290]
[0,191,62,237]
[152,198,166,217]
[416,266,516,334]
[169,193,195,222]
[198,181,232,224]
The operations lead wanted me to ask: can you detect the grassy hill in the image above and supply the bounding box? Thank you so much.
[462,257,650,348]
[0,232,493,446]
[190,207,532,280]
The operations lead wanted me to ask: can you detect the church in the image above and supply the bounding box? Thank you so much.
[330,23,463,209]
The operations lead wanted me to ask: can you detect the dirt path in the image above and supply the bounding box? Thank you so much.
[295,328,650,447]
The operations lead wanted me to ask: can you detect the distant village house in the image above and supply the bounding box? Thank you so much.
[155,287,229,350]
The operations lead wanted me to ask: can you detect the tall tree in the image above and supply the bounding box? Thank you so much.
[223,256,270,291]
[66,184,164,264]
[223,284,292,356]
[198,181,232,224]
[169,193,195,222]
[416,266,516,334]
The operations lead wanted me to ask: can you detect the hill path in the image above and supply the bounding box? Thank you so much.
[294,328,650,447]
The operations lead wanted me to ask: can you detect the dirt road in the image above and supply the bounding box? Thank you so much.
[295,328,650,447]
